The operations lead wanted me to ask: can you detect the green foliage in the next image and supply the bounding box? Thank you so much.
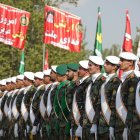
[0,0,90,79]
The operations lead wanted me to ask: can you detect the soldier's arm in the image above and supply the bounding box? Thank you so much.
[125,77,138,128]
[109,78,121,127]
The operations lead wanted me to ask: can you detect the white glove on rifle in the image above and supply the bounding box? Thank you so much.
[75,124,82,139]
[0,129,3,137]
[14,123,18,137]
[70,128,72,137]
[122,128,128,140]
[31,126,37,135]
[109,127,115,140]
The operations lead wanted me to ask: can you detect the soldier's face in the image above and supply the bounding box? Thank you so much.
[104,61,115,74]
[88,61,98,74]
[67,69,74,81]
[119,58,133,71]
[78,66,87,78]
[50,71,57,82]
[43,76,51,84]
[34,78,43,87]
[57,74,66,82]
[137,59,140,70]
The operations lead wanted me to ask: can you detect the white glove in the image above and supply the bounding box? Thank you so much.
[14,123,18,137]
[122,128,128,140]
[75,125,82,139]
[109,127,115,140]
[90,124,97,134]
[0,129,3,137]
[26,125,30,133]
[31,126,37,135]
[70,128,72,137]
[40,128,42,138]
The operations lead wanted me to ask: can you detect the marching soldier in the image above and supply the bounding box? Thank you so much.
[39,69,52,140]
[115,52,139,140]
[66,63,79,140]
[98,56,121,140]
[13,74,25,139]
[72,60,91,139]
[83,55,105,140]
[21,72,36,139]
[30,72,45,139]
[53,64,70,140]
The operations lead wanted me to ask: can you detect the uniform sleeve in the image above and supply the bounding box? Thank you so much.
[125,77,138,128]
[109,78,121,127]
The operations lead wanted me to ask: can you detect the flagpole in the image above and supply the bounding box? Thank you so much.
[43,43,46,71]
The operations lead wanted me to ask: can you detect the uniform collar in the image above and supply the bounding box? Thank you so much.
[91,73,101,83]
[79,75,89,85]
[121,70,133,82]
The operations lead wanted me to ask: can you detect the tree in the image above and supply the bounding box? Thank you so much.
[0,0,90,79]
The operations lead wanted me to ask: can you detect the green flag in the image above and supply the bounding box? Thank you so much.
[19,51,25,74]
[94,7,102,57]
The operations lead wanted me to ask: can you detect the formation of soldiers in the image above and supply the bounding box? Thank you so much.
[0,51,140,140]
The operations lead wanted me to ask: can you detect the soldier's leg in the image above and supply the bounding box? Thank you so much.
[98,132,109,140]
[115,131,123,140]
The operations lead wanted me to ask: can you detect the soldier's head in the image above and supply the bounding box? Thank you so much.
[56,64,67,82]
[50,65,57,82]
[24,72,34,86]
[6,78,12,91]
[119,52,137,72]
[78,60,89,78]
[104,56,120,74]
[16,75,24,89]
[34,72,44,87]
[66,63,79,81]
[0,79,6,91]
[11,76,17,90]
[88,56,104,75]
[43,69,52,84]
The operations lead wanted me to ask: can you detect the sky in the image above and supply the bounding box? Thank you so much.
[60,0,140,50]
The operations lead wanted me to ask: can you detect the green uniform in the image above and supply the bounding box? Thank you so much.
[53,80,70,140]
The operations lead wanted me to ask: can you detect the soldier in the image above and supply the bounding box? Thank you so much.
[0,79,7,139]
[72,60,91,140]
[48,65,60,140]
[115,52,139,140]
[12,74,25,139]
[98,56,121,140]
[39,69,53,140]
[53,64,70,140]
[30,72,45,139]
[21,72,36,139]
[66,63,79,140]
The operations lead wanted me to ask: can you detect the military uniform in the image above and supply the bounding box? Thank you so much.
[83,73,106,140]
[115,71,139,140]
[98,74,121,140]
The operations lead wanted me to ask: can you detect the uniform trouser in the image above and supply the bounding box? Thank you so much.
[98,132,109,140]
[116,129,139,140]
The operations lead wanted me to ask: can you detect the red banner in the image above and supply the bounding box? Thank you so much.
[0,3,30,49]
[44,5,83,52]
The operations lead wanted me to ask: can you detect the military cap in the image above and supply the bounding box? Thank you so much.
[43,69,51,76]
[34,72,44,79]
[51,65,57,73]
[0,79,6,86]
[6,78,12,83]
[17,75,24,80]
[67,63,79,71]
[119,52,137,61]
[24,72,34,81]
[79,60,89,69]
[11,76,16,83]
[105,56,120,65]
[89,55,104,65]
[56,64,67,75]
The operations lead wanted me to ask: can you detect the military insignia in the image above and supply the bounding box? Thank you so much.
[113,90,116,95]
[129,87,134,92]
[130,74,135,78]
[101,76,106,81]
